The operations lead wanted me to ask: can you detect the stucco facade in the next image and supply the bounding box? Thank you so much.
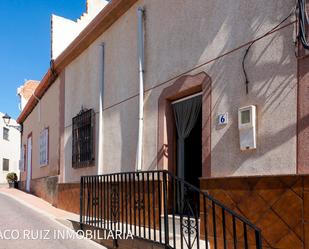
[58,0,297,183]
[20,78,60,183]
[16,1,309,247]
[19,0,299,184]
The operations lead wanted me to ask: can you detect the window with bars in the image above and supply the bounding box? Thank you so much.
[3,127,9,141]
[72,109,95,168]
[3,158,9,171]
[39,128,49,166]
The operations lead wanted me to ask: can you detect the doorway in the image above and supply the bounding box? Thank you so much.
[172,93,202,215]
[183,110,202,188]
[26,135,32,192]
[172,93,202,187]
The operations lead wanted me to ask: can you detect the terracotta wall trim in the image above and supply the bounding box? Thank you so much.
[157,72,212,177]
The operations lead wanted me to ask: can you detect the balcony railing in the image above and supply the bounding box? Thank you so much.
[80,170,262,249]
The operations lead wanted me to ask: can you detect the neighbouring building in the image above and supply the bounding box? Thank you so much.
[16,0,309,248]
[0,113,20,183]
[51,0,108,59]
[17,80,39,111]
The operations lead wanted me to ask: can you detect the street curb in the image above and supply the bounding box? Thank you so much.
[0,191,106,249]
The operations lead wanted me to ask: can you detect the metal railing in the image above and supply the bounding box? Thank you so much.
[80,170,262,249]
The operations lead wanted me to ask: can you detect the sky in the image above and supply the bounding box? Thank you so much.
[0,0,86,119]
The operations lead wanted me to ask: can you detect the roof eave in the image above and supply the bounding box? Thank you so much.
[17,0,138,124]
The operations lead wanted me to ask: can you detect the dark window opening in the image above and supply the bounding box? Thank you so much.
[72,109,95,168]
[3,127,9,141]
[3,158,9,171]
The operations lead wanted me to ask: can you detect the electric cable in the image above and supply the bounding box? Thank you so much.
[242,7,296,94]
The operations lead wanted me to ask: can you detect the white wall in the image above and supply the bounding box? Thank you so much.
[51,0,108,59]
[0,113,20,183]
[62,0,297,181]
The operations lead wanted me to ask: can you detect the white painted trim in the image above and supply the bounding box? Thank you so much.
[171,92,202,105]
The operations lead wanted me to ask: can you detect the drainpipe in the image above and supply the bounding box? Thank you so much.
[136,7,145,172]
[98,43,105,175]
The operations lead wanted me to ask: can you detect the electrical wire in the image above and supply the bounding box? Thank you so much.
[242,7,296,94]
[298,0,309,49]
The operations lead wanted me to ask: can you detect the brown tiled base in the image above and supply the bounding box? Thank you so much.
[201,175,309,249]
[57,183,80,214]
[19,177,80,215]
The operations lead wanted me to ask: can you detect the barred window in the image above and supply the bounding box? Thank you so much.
[3,127,9,141]
[39,128,49,166]
[3,158,9,171]
[72,109,95,168]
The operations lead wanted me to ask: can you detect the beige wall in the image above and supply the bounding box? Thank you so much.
[21,79,60,181]
[62,0,297,181]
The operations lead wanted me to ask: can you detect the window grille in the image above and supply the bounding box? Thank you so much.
[72,108,95,168]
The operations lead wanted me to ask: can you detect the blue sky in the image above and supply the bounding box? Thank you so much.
[0,0,85,119]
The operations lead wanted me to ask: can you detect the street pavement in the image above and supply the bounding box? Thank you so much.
[0,193,105,249]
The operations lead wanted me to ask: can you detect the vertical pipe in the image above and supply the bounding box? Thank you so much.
[136,7,145,171]
[98,44,105,175]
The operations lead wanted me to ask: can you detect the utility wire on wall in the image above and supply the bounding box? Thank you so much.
[242,7,296,94]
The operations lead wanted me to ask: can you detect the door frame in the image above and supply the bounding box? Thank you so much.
[26,133,32,192]
[157,72,212,177]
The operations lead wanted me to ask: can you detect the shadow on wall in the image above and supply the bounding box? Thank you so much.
[68,0,296,175]
[120,98,139,173]
[142,0,297,174]
[208,117,297,176]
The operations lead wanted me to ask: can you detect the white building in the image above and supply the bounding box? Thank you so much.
[51,0,108,59]
[0,113,20,183]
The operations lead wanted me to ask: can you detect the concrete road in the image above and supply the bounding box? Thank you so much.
[0,193,104,249]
